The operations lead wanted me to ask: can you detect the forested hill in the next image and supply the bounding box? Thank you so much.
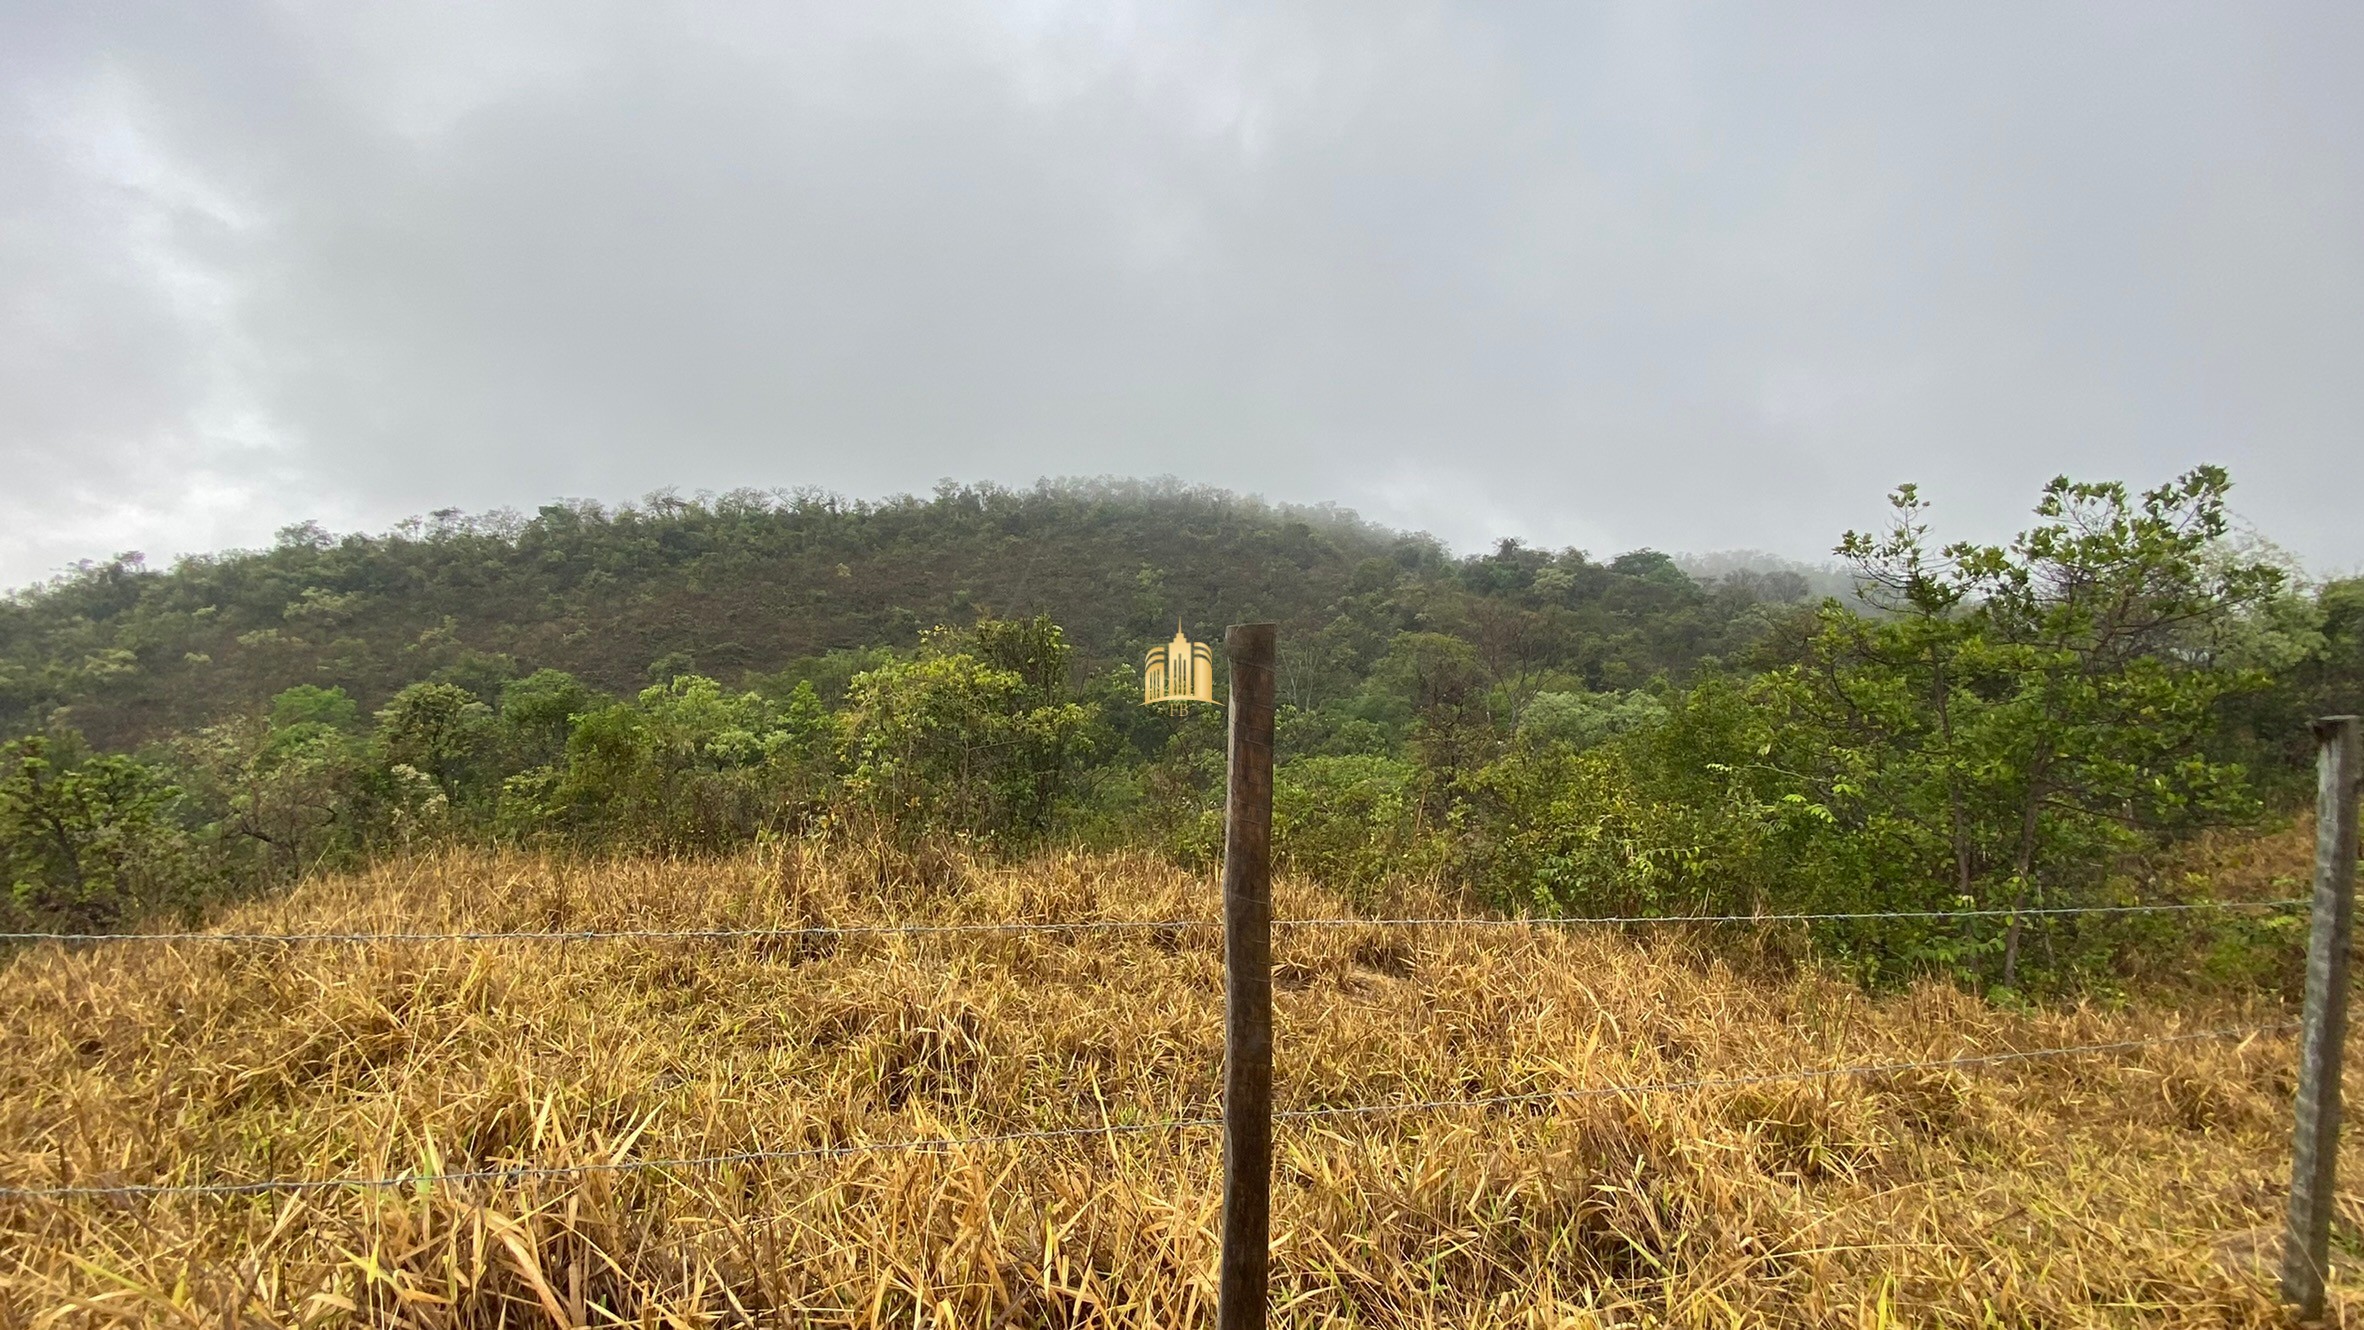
[0,479,1807,748]
[9,467,2361,996]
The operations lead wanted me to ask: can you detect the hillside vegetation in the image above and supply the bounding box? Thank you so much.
[1,479,1785,750]
[0,839,2336,1327]
[3,468,2360,998]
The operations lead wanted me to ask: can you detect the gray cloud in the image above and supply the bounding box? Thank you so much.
[4,1,2360,588]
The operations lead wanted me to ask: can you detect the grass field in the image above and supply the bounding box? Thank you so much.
[0,833,2350,1327]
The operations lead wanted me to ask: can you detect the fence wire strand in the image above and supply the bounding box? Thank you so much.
[0,1021,2291,1201]
[1286,899,2309,930]
[0,897,2306,948]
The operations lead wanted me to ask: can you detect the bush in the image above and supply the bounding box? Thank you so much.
[173,710,379,880]
[0,735,204,931]
[1273,755,1432,895]
[519,676,833,849]
[1455,679,1857,921]
[839,651,1094,847]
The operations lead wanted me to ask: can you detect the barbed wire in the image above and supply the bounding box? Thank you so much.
[1286,899,2310,931]
[0,898,2305,948]
[0,919,1199,947]
[0,1021,2290,1201]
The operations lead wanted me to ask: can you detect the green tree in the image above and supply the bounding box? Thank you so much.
[498,669,604,769]
[268,684,362,733]
[1809,467,2282,987]
[1364,631,1494,813]
[839,623,1096,846]
[0,735,194,930]
[956,613,1074,704]
[375,682,496,805]
[172,690,378,881]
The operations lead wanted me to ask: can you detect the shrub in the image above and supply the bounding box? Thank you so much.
[523,676,833,849]
[1273,755,1432,894]
[839,651,1094,848]
[0,735,202,931]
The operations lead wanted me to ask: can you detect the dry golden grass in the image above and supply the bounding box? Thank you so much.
[0,834,2350,1327]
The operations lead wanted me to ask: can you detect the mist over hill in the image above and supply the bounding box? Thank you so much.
[1672,551,1860,604]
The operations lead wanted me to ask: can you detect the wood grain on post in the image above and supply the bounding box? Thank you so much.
[2283,714,2361,1318]
[1218,622,1277,1330]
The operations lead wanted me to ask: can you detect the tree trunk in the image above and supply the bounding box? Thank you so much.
[2000,789,2042,989]
[1930,652,1976,905]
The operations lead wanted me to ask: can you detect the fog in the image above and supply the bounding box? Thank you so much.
[5,2,2359,588]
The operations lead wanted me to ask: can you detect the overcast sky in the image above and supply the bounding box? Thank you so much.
[4,2,2359,591]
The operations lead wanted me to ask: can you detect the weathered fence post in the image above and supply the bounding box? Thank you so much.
[1219,622,1277,1330]
[2283,714,2361,1318]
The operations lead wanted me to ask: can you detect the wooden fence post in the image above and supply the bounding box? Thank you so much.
[2283,714,2361,1318]
[1219,623,1277,1330]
